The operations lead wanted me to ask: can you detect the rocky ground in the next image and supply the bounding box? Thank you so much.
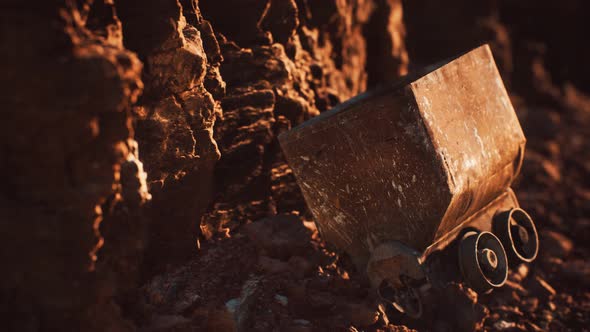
[1,0,588,331]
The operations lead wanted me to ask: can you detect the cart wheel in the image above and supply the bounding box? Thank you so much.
[378,280,423,318]
[393,285,423,318]
[493,208,539,264]
[459,231,508,293]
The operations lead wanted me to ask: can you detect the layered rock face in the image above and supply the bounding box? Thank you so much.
[199,0,408,243]
[0,0,406,330]
[0,1,150,330]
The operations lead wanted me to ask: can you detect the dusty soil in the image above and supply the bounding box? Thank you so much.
[1,0,588,331]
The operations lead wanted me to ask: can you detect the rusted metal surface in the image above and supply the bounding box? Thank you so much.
[279,45,526,271]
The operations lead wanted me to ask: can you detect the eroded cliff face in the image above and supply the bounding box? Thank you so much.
[0,0,406,330]
[0,1,150,330]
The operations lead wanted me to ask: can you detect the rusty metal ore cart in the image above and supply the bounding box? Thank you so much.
[279,45,539,317]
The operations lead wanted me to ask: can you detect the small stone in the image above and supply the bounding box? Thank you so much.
[495,305,524,318]
[244,215,313,260]
[528,276,556,300]
[503,280,528,297]
[540,309,554,323]
[541,160,561,182]
[377,303,389,326]
[225,298,241,314]
[292,319,311,326]
[540,230,573,259]
[493,320,516,330]
[525,321,544,332]
[512,264,529,282]
[274,294,288,306]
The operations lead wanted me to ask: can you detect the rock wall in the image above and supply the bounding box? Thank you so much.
[0,1,150,330]
[0,0,406,330]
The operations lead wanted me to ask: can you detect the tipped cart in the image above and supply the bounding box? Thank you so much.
[279,45,539,317]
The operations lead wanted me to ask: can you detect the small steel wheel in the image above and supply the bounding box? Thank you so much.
[459,231,508,293]
[393,285,423,318]
[378,280,423,318]
[493,208,539,264]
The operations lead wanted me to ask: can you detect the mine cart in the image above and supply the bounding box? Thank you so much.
[279,45,539,317]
